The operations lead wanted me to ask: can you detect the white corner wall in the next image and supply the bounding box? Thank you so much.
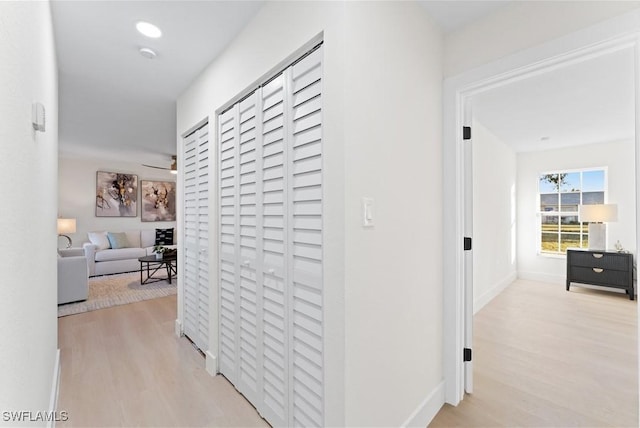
[444,1,640,77]
[58,156,176,246]
[177,1,444,426]
[0,0,59,420]
[472,120,517,313]
[517,139,636,283]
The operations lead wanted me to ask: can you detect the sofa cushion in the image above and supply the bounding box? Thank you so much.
[107,232,130,249]
[88,231,110,250]
[141,229,156,248]
[155,228,174,245]
[94,248,146,262]
[125,231,141,248]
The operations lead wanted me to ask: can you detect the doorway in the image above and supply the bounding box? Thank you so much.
[443,19,640,405]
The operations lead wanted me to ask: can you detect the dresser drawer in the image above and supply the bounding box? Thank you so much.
[568,251,631,271]
[569,266,630,288]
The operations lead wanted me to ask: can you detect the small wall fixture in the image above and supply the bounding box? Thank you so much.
[57,218,77,248]
[32,102,45,132]
[578,204,618,250]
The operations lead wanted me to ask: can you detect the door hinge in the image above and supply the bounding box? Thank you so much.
[464,348,472,362]
[463,126,471,140]
[464,237,472,251]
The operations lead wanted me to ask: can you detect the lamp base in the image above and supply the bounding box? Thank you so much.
[59,234,72,249]
[588,223,606,251]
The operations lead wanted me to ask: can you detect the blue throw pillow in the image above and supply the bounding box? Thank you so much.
[107,232,130,249]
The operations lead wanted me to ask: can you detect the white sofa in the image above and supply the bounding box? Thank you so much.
[82,229,176,277]
[58,248,89,304]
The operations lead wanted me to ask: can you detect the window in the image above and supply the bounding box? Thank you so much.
[539,169,605,254]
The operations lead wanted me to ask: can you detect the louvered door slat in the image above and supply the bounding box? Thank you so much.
[237,92,261,404]
[217,43,323,428]
[182,123,210,352]
[288,46,323,428]
[182,131,199,347]
[196,125,210,349]
[218,106,239,384]
[259,73,288,427]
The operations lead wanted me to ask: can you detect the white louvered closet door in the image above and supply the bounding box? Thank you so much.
[218,107,239,384]
[218,44,323,428]
[287,46,324,428]
[182,123,210,352]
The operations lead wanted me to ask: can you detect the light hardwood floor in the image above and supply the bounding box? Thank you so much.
[57,295,269,427]
[430,279,638,427]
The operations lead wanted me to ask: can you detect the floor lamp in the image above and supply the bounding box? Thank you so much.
[578,204,618,251]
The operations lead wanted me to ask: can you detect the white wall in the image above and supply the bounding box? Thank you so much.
[0,0,59,421]
[444,1,640,77]
[472,120,517,312]
[517,139,636,283]
[58,156,176,246]
[341,3,443,426]
[177,1,444,426]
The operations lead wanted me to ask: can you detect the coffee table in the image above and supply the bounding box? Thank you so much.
[138,253,177,285]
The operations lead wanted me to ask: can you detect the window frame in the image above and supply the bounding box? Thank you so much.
[537,167,608,256]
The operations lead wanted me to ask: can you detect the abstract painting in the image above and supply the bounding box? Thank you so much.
[141,180,176,222]
[95,171,138,217]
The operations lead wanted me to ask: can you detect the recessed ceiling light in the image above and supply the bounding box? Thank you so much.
[136,21,162,38]
[139,47,157,59]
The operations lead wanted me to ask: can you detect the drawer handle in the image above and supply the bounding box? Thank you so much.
[593,268,604,273]
[592,253,604,259]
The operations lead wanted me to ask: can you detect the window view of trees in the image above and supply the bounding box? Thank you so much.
[539,169,605,254]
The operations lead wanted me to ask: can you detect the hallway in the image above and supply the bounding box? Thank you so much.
[57,296,268,427]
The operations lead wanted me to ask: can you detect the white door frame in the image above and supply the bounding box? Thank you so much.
[443,10,640,405]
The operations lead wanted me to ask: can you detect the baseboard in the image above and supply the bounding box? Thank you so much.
[474,272,517,314]
[400,380,445,427]
[174,319,182,337]
[518,271,565,285]
[47,349,61,428]
[205,351,217,376]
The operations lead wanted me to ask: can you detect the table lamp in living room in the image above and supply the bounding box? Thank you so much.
[57,218,76,248]
[578,204,617,251]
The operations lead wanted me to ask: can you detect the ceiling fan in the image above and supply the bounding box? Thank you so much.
[142,155,177,174]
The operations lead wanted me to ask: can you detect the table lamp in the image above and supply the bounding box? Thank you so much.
[578,204,617,251]
[57,218,77,248]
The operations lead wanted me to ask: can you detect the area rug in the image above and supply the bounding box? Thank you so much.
[58,272,176,317]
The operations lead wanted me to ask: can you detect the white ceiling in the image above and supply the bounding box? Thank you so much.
[52,0,264,167]
[418,1,511,33]
[471,47,635,152]
[51,1,634,166]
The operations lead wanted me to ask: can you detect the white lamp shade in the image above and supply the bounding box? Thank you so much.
[578,204,618,223]
[57,218,76,234]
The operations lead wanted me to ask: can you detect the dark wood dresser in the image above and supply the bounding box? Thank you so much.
[566,249,634,300]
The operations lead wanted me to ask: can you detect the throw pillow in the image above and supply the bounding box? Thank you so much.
[155,228,174,246]
[87,231,110,250]
[107,232,130,249]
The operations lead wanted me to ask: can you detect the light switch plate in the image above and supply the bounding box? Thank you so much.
[362,197,374,227]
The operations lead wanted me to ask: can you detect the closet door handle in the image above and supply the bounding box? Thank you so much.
[593,268,604,273]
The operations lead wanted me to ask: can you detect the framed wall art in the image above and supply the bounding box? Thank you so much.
[141,180,176,222]
[95,171,138,217]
